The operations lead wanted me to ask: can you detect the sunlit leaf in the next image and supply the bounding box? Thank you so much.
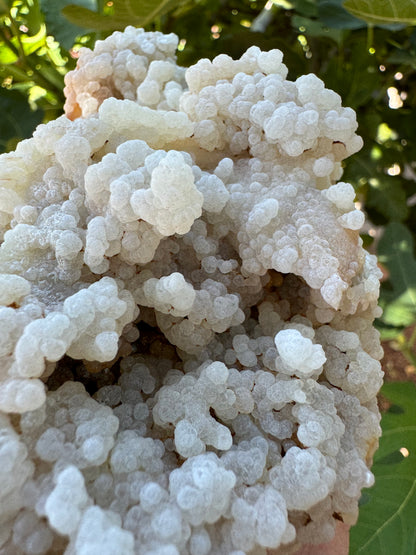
[0,42,18,63]
[382,288,416,327]
[45,36,71,69]
[343,0,416,25]
[350,382,416,554]
[15,24,47,56]
[27,84,47,109]
[376,122,398,143]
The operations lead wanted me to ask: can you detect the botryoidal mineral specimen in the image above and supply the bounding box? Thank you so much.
[0,27,383,555]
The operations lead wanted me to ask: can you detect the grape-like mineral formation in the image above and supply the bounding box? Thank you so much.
[0,27,383,554]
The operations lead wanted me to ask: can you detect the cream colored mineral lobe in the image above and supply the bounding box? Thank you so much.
[0,27,382,554]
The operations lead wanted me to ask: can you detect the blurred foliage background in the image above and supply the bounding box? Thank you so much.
[1,0,416,552]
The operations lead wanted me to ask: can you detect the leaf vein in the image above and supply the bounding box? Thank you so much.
[357,479,416,552]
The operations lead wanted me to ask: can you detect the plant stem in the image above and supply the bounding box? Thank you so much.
[367,23,374,52]
[0,25,64,95]
[7,8,26,64]
[251,0,275,33]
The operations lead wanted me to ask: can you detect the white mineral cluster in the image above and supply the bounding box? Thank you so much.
[0,27,383,555]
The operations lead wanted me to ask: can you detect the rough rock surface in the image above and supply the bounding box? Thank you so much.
[0,27,382,555]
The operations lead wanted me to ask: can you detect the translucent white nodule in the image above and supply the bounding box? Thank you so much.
[274,329,326,377]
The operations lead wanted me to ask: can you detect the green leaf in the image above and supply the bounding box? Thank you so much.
[387,49,416,69]
[321,38,379,109]
[292,14,343,41]
[318,0,366,29]
[15,24,47,56]
[0,0,13,13]
[343,0,416,25]
[62,5,127,31]
[32,60,66,91]
[0,87,43,153]
[124,0,183,23]
[350,382,416,554]
[292,0,318,18]
[366,176,409,223]
[0,42,18,64]
[378,223,416,327]
[62,0,183,31]
[381,288,416,328]
[0,63,31,83]
[23,0,43,34]
[40,0,96,49]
